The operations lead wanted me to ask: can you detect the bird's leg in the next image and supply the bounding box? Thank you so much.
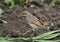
[22,29,33,36]
[32,29,37,36]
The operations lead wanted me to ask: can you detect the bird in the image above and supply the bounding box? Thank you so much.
[18,11,49,35]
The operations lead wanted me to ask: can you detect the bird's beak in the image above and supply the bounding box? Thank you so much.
[17,13,26,18]
[22,14,26,16]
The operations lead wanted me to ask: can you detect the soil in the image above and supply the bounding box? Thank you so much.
[0,0,60,42]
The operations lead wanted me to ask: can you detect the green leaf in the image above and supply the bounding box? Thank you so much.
[32,30,60,40]
[4,0,14,4]
[57,0,60,3]
[0,40,13,42]
[49,0,57,7]
[0,19,7,23]
[40,0,45,4]
[5,0,12,4]
[20,0,25,6]
[4,0,14,8]
[42,33,60,39]
[0,8,3,17]
[35,40,60,42]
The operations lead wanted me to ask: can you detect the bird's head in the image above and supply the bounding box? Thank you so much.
[17,11,31,17]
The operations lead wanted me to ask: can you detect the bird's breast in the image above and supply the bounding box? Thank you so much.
[28,23,39,30]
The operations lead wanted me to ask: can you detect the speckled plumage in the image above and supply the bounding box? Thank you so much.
[22,11,48,30]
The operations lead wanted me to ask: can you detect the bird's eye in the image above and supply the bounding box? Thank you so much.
[24,13,26,14]
[22,13,26,16]
[23,13,26,15]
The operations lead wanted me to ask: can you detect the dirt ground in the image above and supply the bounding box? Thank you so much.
[0,0,60,41]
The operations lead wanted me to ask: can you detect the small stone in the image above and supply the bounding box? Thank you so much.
[30,5,35,8]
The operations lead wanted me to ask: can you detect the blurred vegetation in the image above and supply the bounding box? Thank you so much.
[0,30,60,42]
[49,0,60,7]
[0,0,60,9]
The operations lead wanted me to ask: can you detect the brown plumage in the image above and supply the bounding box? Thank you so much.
[18,11,48,31]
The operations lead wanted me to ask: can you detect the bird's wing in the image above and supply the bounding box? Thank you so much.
[33,15,49,26]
